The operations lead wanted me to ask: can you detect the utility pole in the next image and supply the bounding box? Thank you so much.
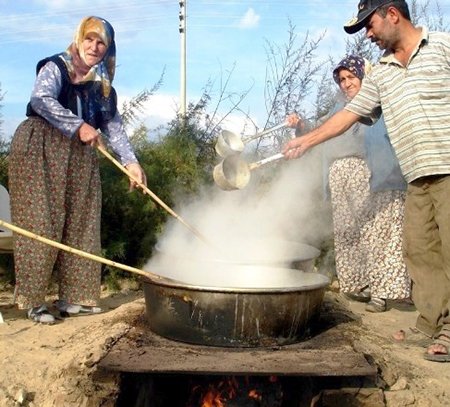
[179,0,187,121]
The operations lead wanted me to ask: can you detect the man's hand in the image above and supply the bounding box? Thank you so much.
[282,136,309,159]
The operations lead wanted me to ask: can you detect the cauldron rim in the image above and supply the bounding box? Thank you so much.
[141,269,330,294]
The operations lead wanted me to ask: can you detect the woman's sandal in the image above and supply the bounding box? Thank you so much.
[365,297,387,313]
[79,305,102,314]
[344,286,371,303]
[27,305,56,324]
[424,327,450,363]
[54,300,102,317]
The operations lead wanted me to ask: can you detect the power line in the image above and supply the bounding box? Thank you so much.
[1,0,449,45]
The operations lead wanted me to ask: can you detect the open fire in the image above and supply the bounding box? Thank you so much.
[108,298,378,407]
[187,375,283,407]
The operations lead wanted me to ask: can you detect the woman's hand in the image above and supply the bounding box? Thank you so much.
[125,163,147,192]
[78,123,101,146]
[282,113,312,158]
[285,113,302,129]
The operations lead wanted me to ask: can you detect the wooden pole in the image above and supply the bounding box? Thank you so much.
[0,218,169,282]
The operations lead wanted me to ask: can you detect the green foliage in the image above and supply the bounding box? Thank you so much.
[168,108,218,181]
[0,253,14,285]
[99,151,161,276]
[0,138,10,188]
[103,267,125,291]
[0,84,8,188]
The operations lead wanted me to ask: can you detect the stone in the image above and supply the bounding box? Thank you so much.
[390,376,408,391]
[384,389,415,407]
[321,388,385,407]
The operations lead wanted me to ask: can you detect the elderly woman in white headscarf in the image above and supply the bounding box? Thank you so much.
[9,16,147,323]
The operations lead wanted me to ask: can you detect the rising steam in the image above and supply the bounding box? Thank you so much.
[144,146,332,288]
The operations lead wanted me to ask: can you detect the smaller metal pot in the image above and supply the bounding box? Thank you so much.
[215,123,286,158]
[213,153,284,190]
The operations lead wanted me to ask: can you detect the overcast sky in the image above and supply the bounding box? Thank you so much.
[1,0,449,138]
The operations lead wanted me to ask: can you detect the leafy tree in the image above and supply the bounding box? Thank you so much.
[99,69,219,282]
[99,142,163,285]
[99,126,205,284]
[410,0,449,31]
[0,83,13,282]
[0,84,9,188]
[99,76,165,283]
[259,21,327,154]
[174,64,254,174]
[120,71,165,128]
[312,61,339,123]
[0,83,3,138]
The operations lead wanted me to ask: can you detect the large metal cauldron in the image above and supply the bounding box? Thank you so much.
[142,266,329,348]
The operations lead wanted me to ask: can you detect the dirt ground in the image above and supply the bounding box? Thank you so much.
[0,278,449,407]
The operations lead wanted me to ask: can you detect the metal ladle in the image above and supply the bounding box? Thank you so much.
[215,123,286,158]
[213,152,285,191]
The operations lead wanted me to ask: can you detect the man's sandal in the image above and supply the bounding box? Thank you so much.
[424,327,450,363]
[392,328,432,347]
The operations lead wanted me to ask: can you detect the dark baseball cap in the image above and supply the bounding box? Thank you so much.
[344,0,402,34]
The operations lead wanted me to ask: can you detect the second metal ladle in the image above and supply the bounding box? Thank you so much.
[213,153,285,191]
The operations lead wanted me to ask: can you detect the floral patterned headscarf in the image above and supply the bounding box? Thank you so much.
[332,55,371,85]
[60,16,116,97]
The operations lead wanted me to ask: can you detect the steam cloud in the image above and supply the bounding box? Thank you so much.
[144,146,332,288]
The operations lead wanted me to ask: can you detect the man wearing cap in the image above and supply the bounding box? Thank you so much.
[283,0,450,362]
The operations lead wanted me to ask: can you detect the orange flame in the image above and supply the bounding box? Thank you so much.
[194,375,280,406]
[201,388,225,407]
[248,388,262,401]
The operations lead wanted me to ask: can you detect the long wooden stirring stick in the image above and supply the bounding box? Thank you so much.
[96,143,214,249]
[0,219,167,282]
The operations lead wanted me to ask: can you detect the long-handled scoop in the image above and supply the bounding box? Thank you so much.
[213,152,284,191]
[0,218,173,283]
[215,123,286,158]
[96,144,214,248]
